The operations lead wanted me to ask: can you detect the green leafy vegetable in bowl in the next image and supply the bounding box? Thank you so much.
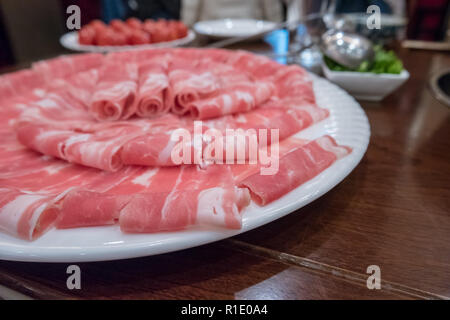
[324,45,403,74]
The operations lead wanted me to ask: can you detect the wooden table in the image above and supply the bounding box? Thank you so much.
[0,44,449,300]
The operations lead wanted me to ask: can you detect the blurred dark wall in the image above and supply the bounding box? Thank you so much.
[0,6,14,68]
[1,0,66,64]
[407,0,450,41]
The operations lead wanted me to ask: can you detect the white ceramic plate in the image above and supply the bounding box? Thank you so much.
[60,30,196,53]
[194,19,276,38]
[0,75,370,263]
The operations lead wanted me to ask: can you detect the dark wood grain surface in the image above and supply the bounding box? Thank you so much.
[0,44,449,300]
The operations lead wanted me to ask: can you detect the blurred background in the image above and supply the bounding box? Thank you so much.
[0,0,449,68]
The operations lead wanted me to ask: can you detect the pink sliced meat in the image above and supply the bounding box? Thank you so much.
[173,48,232,64]
[0,82,251,240]
[107,47,167,63]
[166,58,221,115]
[15,93,148,171]
[122,131,184,167]
[119,165,250,232]
[121,114,196,167]
[17,121,147,171]
[0,187,59,240]
[238,136,352,205]
[231,106,329,142]
[62,124,144,171]
[15,93,92,159]
[10,92,93,141]
[56,190,129,228]
[12,48,328,172]
[0,48,352,242]
[273,64,315,103]
[15,93,89,156]
[0,69,45,100]
[90,62,139,121]
[47,68,99,107]
[226,50,281,78]
[189,81,274,120]
[230,137,309,182]
[16,122,74,159]
[136,61,169,118]
[32,53,103,82]
[120,104,328,167]
[56,165,250,232]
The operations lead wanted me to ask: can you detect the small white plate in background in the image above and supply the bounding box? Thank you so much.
[194,19,276,38]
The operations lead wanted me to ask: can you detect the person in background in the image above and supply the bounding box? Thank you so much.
[181,0,283,26]
[126,0,181,20]
[101,0,127,22]
[101,0,182,22]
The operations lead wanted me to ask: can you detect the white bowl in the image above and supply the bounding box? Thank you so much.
[321,61,409,101]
